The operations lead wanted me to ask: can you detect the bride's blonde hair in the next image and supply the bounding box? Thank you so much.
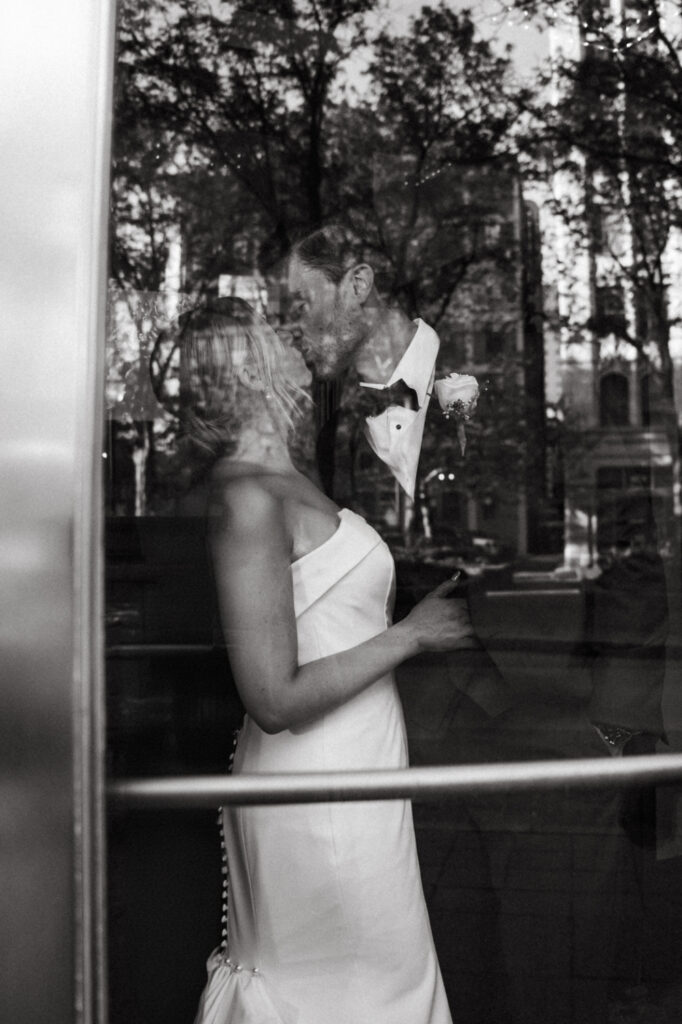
[154,296,308,465]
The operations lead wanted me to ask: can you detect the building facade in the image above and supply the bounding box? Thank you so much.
[539,0,682,567]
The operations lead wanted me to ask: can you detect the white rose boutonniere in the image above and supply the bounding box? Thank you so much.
[433,372,480,455]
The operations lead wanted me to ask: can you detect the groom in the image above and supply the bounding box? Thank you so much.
[286,224,514,728]
[286,225,438,508]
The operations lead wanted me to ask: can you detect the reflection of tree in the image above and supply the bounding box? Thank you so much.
[106,287,196,514]
[512,0,682,555]
[344,4,527,324]
[112,0,377,286]
[113,1,523,283]
[111,1,529,524]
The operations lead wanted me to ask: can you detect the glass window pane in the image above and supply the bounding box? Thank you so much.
[106,3,682,1023]
[600,372,630,426]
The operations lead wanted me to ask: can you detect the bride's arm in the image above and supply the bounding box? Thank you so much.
[210,482,473,734]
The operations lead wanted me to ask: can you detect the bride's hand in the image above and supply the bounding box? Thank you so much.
[401,577,478,653]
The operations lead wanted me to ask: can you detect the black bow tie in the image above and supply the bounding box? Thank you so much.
[357,378,419,415]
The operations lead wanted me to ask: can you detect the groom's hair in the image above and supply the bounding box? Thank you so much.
[292,225,364,284]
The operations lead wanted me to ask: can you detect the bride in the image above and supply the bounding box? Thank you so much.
[171,296,474,1024]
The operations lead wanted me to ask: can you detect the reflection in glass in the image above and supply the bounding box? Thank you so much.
[600,371,630,427]
[106,2,682,1023]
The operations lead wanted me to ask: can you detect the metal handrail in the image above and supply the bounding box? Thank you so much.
[108,753,682,808]
[105,638,682,658]
[107,643,218,657]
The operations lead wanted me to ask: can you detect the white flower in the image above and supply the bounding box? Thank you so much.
[433,373,479,455]
[434,372,479,414]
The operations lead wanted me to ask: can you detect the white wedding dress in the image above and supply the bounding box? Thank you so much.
[193,508,452,1024]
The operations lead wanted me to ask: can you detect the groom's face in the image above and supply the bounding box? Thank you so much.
[286,256,363,380]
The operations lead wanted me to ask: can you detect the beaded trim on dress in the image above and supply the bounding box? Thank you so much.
[217,727,241,961]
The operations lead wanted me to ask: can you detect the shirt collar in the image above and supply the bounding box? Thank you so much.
[358,319,440,408]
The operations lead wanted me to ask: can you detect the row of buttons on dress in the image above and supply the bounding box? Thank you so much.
[217,729,261,976]
[218,955,260,975]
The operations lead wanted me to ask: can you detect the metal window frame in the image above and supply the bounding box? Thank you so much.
[0,3,115,1023]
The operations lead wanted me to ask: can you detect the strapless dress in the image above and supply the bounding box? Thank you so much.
[193,508,452,1024]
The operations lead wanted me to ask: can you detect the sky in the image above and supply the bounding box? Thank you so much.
[370,0,549,74]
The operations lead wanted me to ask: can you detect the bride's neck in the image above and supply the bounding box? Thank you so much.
[231,421,294,473]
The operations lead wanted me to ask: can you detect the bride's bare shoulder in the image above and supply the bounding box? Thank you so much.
[208,466,287,531]
[210,470,275,505]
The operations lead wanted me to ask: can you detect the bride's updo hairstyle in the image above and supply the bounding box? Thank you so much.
[154,296,307,465]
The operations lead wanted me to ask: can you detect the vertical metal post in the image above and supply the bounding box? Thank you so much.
[0,3,116,1022]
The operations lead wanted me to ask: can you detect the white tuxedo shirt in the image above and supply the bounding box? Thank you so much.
[359,319,440,500]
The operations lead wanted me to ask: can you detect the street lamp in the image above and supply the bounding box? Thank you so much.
[419,467,457,541]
